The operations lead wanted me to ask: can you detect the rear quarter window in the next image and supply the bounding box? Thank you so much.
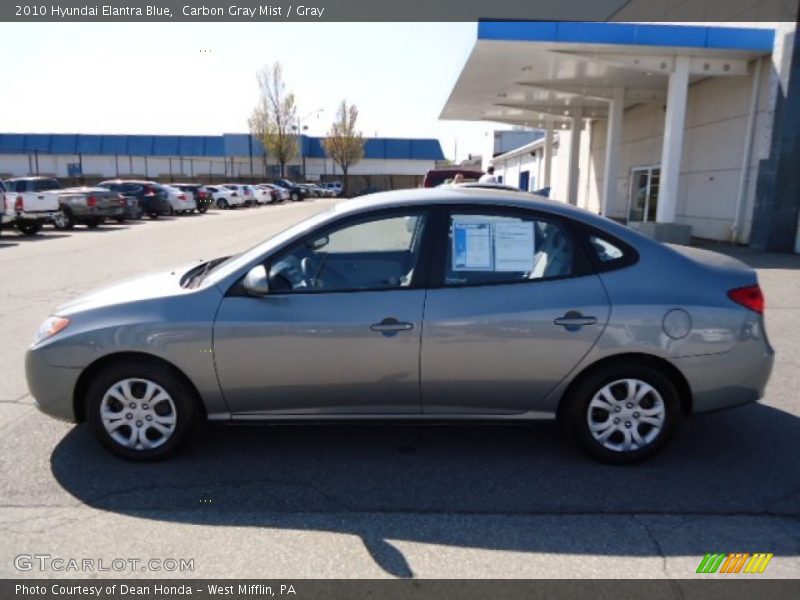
[582,230,639,272]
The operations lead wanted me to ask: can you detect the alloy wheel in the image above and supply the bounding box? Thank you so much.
[100,378,178,451]
[586,378,666,453]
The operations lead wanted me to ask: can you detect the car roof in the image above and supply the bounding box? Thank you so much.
[334,188,643,243]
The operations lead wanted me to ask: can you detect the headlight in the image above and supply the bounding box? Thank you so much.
[33,316,70,345]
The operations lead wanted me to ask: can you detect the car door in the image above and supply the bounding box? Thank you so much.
[213,209,432,416]
[420,207,610,415]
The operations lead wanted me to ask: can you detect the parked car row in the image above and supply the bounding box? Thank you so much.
[0,176,324,237]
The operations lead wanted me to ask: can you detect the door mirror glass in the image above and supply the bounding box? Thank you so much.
[242,265,269,296]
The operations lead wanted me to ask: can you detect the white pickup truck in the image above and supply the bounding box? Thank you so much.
[2,177,81,235]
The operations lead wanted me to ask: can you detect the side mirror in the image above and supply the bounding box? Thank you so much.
[242,265,269,297]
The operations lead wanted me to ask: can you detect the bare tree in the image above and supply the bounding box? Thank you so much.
[322,101,365,196]
[248,62,298,178]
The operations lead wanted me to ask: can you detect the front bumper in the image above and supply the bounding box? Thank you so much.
[25,347,81,422]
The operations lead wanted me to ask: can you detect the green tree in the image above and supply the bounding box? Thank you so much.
[248,62,298,178]
[322,101,365,196]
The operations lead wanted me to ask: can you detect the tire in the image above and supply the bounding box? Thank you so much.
[216,198,228,210]
[290,192,300,202]
[198,206,208,214]
[86,217,102,229]
[149,212,159,220]
[53,208,75,230]
[114,216,126,224]
[17,221,41,236]
[168,206,175,216]
[564,363,681,464]
[85,359,198,461]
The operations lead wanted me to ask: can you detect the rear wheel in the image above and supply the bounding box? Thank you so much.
[86,360,198,461]
[290,192,300,201]
[85,217,102,229]
[149,212,159,220]
[216,198,228,209]
[198,206,208,214]
[564,363,680,464]
[17,221,41,236]
[114,216,126,224]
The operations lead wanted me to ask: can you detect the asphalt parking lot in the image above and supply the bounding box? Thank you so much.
[0,202,799,579]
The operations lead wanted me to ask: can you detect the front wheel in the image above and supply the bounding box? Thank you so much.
[86,360,198,461]
[564,363,681,464]
[52,208,74,230]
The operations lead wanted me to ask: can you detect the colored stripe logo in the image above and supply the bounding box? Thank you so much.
[696,553,773,574]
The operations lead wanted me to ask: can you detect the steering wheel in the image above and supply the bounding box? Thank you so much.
[300,256,350,289]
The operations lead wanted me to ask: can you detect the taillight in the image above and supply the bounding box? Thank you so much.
[86,195,97,208]
[15,195,23,211]
[178,193,186,201]
[728,285,764,314]
[118,194,127,206]
[143,185,155,197]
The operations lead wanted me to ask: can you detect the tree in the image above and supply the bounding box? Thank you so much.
[322,101,365,196]
[248,62,298,178]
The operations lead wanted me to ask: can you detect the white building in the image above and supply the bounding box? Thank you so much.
[441,19,800,253]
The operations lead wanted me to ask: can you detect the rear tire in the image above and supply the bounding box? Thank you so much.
[149,213,159,220]
[86,217,102,229]
[564,363,681,464]
[86,360,198,461]
[17,221,41,236]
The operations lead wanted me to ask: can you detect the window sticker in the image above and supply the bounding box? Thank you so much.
[451,217,536,272]
[494,221,535,272]
[452,221,492,270]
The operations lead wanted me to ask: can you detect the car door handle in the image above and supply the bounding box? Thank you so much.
[370,318,414,334]
[554,312,597,329]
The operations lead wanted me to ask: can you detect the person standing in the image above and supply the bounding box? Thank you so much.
[479,166,498,183]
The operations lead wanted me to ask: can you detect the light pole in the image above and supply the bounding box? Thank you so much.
[292,108,324,181]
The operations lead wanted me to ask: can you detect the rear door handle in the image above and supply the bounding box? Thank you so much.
[371,317,414,335]
[554,311,597,330]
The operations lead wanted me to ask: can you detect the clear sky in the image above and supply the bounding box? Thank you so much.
[0,22,499,161]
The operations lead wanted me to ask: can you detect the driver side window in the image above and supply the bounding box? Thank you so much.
[268,212,427,293]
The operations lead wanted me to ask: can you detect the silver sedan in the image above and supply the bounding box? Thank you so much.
[26,189,774,463]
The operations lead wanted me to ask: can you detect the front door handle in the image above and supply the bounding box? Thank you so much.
[370,317,414,336]
[554,311,597,331]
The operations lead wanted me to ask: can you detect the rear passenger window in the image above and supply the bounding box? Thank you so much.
[445,212,574,286]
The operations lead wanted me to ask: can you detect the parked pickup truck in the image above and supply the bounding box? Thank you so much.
[2,177,81,235]
[56,186,125,228]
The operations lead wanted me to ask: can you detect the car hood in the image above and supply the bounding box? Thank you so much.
[55,264,198,316]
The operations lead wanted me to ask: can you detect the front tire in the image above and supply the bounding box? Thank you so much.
[53,208,75,230]
[564,363,681,464]
[86,360,198,461]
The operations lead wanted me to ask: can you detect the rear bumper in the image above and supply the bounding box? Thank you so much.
[675,330,775,414]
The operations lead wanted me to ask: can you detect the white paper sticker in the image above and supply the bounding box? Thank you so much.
[494,221,535,272]
[452,221,492,270]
